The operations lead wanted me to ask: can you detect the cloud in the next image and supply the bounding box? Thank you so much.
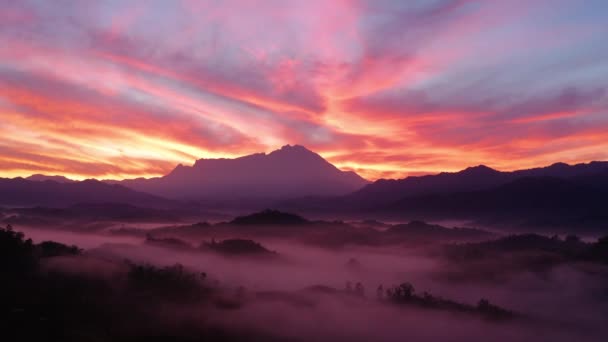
[1,0,607,180]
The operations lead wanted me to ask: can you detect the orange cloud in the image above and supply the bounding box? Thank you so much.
[1,0,607,182]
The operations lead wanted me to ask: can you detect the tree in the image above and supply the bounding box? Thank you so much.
[355,282,365,297]
[477,298,490,310]
[565,235,581,244]
[398,282,414,298]
[387,282,415,301]
[376,285,384,299]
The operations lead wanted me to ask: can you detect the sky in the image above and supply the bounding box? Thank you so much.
[1,0,607,181]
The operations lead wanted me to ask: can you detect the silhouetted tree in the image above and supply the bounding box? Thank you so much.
[0,224,35,272]
[565,235,581,244]
[590,235,608,262]
[386,282,415,302]
[398,282,414,298]
[355,282,365,297]
[376,285,384,299]
[38,241,81,257]
[477,298,490,310]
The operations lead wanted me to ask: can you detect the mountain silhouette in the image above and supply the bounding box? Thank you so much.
[3,203,181,227]
[229,209,309,226]
[387,220,490,237]
[113,145,369,200]
[0,177,175,208]
[385,176,604,215]
[278,161,608,231]
[6,154,608,232]
[331,161,608,209]
[26,174,76,183]
[368,176,607,232]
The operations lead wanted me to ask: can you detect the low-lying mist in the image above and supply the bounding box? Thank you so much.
[8,219,608,341]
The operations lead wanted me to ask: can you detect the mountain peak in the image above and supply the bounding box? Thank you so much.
[230,209,309,226]
[118,145,368,200]
[280,144,308,151]
[548,162,569,168]
[272,144,315,156]
[170,163,189,173]
[267,144,327,164]
[26,174,75,183]
[460,165,498,175]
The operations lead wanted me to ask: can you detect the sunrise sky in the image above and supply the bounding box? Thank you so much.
[1,0,607,180]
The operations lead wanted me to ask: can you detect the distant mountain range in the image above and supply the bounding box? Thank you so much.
[381,176,608,227]
[1,145,368,208]
[340,161,608,208]
[1,203,182,229]
[4,146,608,231]
[130,209,495,248]
[26,174,76,183]
[109,145,368,200]
[280,161,608,230]
[0,178,176,208]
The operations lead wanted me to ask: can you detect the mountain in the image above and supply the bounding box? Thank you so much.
[340,164,508,209]
[26,174,76,183]
[387,220,493,240]
[229,209,310,226]
[2,203,182,229]
[327,161,608,210]
[113,145,369,201]
[278,161,608,231]
[0,178,176,208]
[201,239,277,257]
[513,161,608,179]
[379,176,608,231]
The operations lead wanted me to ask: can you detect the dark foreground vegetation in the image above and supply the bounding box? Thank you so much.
[439,233,608,282]
[202,238,278,257]
[342,281,515,321]
[117,210,495,251]
[385,283,513,320]
[145,234,278,258]
[446,233,608,264]
[0,225,273,341]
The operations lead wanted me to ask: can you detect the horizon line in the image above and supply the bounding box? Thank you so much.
[7,157,606,183]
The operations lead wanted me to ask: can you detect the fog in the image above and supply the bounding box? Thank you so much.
[13,222,608,341]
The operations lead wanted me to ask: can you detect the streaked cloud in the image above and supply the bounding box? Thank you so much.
[1,0,607,180]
